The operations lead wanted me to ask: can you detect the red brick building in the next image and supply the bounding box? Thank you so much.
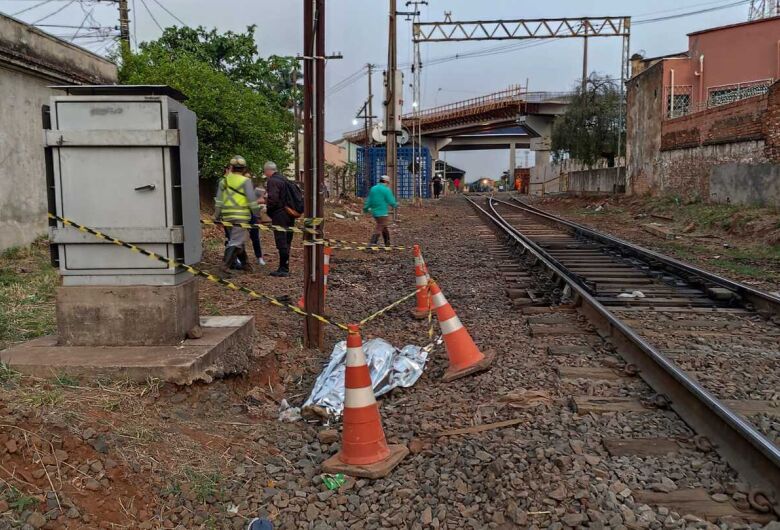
[626,16,780,203]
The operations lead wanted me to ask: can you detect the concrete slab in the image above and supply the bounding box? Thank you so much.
[0,316,254,385]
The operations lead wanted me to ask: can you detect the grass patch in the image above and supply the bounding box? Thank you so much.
[2,485,39,513]
[21,387,63,407]
[643,196,777,232]
[0,238,57,350]
[53,373,80,388]
[183,468,223,504]
[0,362,20,385]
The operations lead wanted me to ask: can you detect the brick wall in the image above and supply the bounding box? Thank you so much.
[765,81,780,162]
[660,93,767,151]
[645,80,780,198]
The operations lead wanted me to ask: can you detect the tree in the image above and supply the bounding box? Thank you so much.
[119,26,296,179]
[551,75,623,168]
[147,26,301,108]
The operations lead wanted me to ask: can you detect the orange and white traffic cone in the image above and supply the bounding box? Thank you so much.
[410,245,431,320]
[298,246,332,309]
[321,325,409,478]
[430,281,495,382]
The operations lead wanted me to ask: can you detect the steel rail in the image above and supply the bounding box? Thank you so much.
[506,197,780,318]
[467,195,780,514]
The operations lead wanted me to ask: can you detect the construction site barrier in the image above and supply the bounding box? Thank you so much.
[49,213,431,334]
[201,218,322,235]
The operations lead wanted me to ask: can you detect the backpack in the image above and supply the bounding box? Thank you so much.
[283,179,305,218]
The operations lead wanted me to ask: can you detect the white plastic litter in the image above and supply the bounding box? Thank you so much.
[617,290,646,298]
[278,399,302,422]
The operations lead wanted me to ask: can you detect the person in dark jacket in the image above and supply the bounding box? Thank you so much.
[264,161,294,277]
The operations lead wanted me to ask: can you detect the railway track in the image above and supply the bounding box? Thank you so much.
[468,194,780,517]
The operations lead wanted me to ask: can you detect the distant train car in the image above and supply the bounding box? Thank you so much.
[467,178,495,193]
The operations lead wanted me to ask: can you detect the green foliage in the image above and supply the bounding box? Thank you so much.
[552,75,623,167]
[119,25,295,179]
[3,486,39,513]
[54,373,79,388]
[183,468,223,504]
[0,363,20,385]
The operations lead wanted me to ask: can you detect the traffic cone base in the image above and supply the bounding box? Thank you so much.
[442,349,495,383]
[410,307,429,320]
[321,444,409,479]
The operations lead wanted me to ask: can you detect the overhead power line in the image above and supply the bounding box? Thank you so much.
[138,0,162,31]
[31,0,75,24]
[150,0,185,26]
[634,0,751,23]
[11,0,53,17]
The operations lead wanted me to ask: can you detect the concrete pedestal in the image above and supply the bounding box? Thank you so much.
[0,316,254,385]
[56,278,199,346]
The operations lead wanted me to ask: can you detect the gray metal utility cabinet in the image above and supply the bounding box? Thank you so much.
[45,85,201,287]
[44,85,202,346]
[0,85,254,384]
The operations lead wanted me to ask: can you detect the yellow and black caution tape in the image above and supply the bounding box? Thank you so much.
[49,213,441,343]
[201,218,323,236]
[49,213,350,332]
[307,241,409,252]
[206,219,408,252]
[359,289,420,326]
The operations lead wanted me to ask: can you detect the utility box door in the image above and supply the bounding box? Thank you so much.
[58,146,168,229]
[47,92,200,285]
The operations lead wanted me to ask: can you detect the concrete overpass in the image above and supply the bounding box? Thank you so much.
[343,85,572,181]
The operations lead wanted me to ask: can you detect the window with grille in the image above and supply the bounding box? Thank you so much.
[664,85,692,118]
[708,79,773,107]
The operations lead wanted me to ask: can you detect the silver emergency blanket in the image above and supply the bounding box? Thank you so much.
[302,338,429,417]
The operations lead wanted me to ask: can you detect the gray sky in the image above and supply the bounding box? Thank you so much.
[2,0,755,181]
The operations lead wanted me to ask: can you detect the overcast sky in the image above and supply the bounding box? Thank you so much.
[2,0,755,181]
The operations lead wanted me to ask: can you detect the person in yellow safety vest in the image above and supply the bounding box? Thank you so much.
[214,156,260,273]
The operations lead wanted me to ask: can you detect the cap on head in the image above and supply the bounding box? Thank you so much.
[230,155,247,169]
[379,175,390,183]
[263,161,278,172]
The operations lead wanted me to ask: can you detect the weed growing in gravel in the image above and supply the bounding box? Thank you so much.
[161,480,182,497]
[2,485,39,513]
[184,468,223,504]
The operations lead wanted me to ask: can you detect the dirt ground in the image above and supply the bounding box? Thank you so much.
[1,195,779,530]
[527,194,780,294]
[0,198,450,529]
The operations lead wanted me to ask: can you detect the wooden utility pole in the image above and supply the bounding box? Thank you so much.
[303,0,326,349]
[117,0,130,53]
[385,0,398,203]
[293,67,301,183]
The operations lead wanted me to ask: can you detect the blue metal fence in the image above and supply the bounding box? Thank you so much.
[356,146,431,199]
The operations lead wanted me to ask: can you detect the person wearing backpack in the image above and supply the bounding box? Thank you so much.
[264,161,303,277]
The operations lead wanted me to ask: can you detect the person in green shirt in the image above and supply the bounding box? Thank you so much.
[363,175,398,246]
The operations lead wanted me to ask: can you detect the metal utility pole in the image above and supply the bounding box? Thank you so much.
[366,63,374,192]
[581,20,589,91]
[303,0,326,349]
[385,0,399,206]
[118,0,130,53]
[406,1,426,202]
